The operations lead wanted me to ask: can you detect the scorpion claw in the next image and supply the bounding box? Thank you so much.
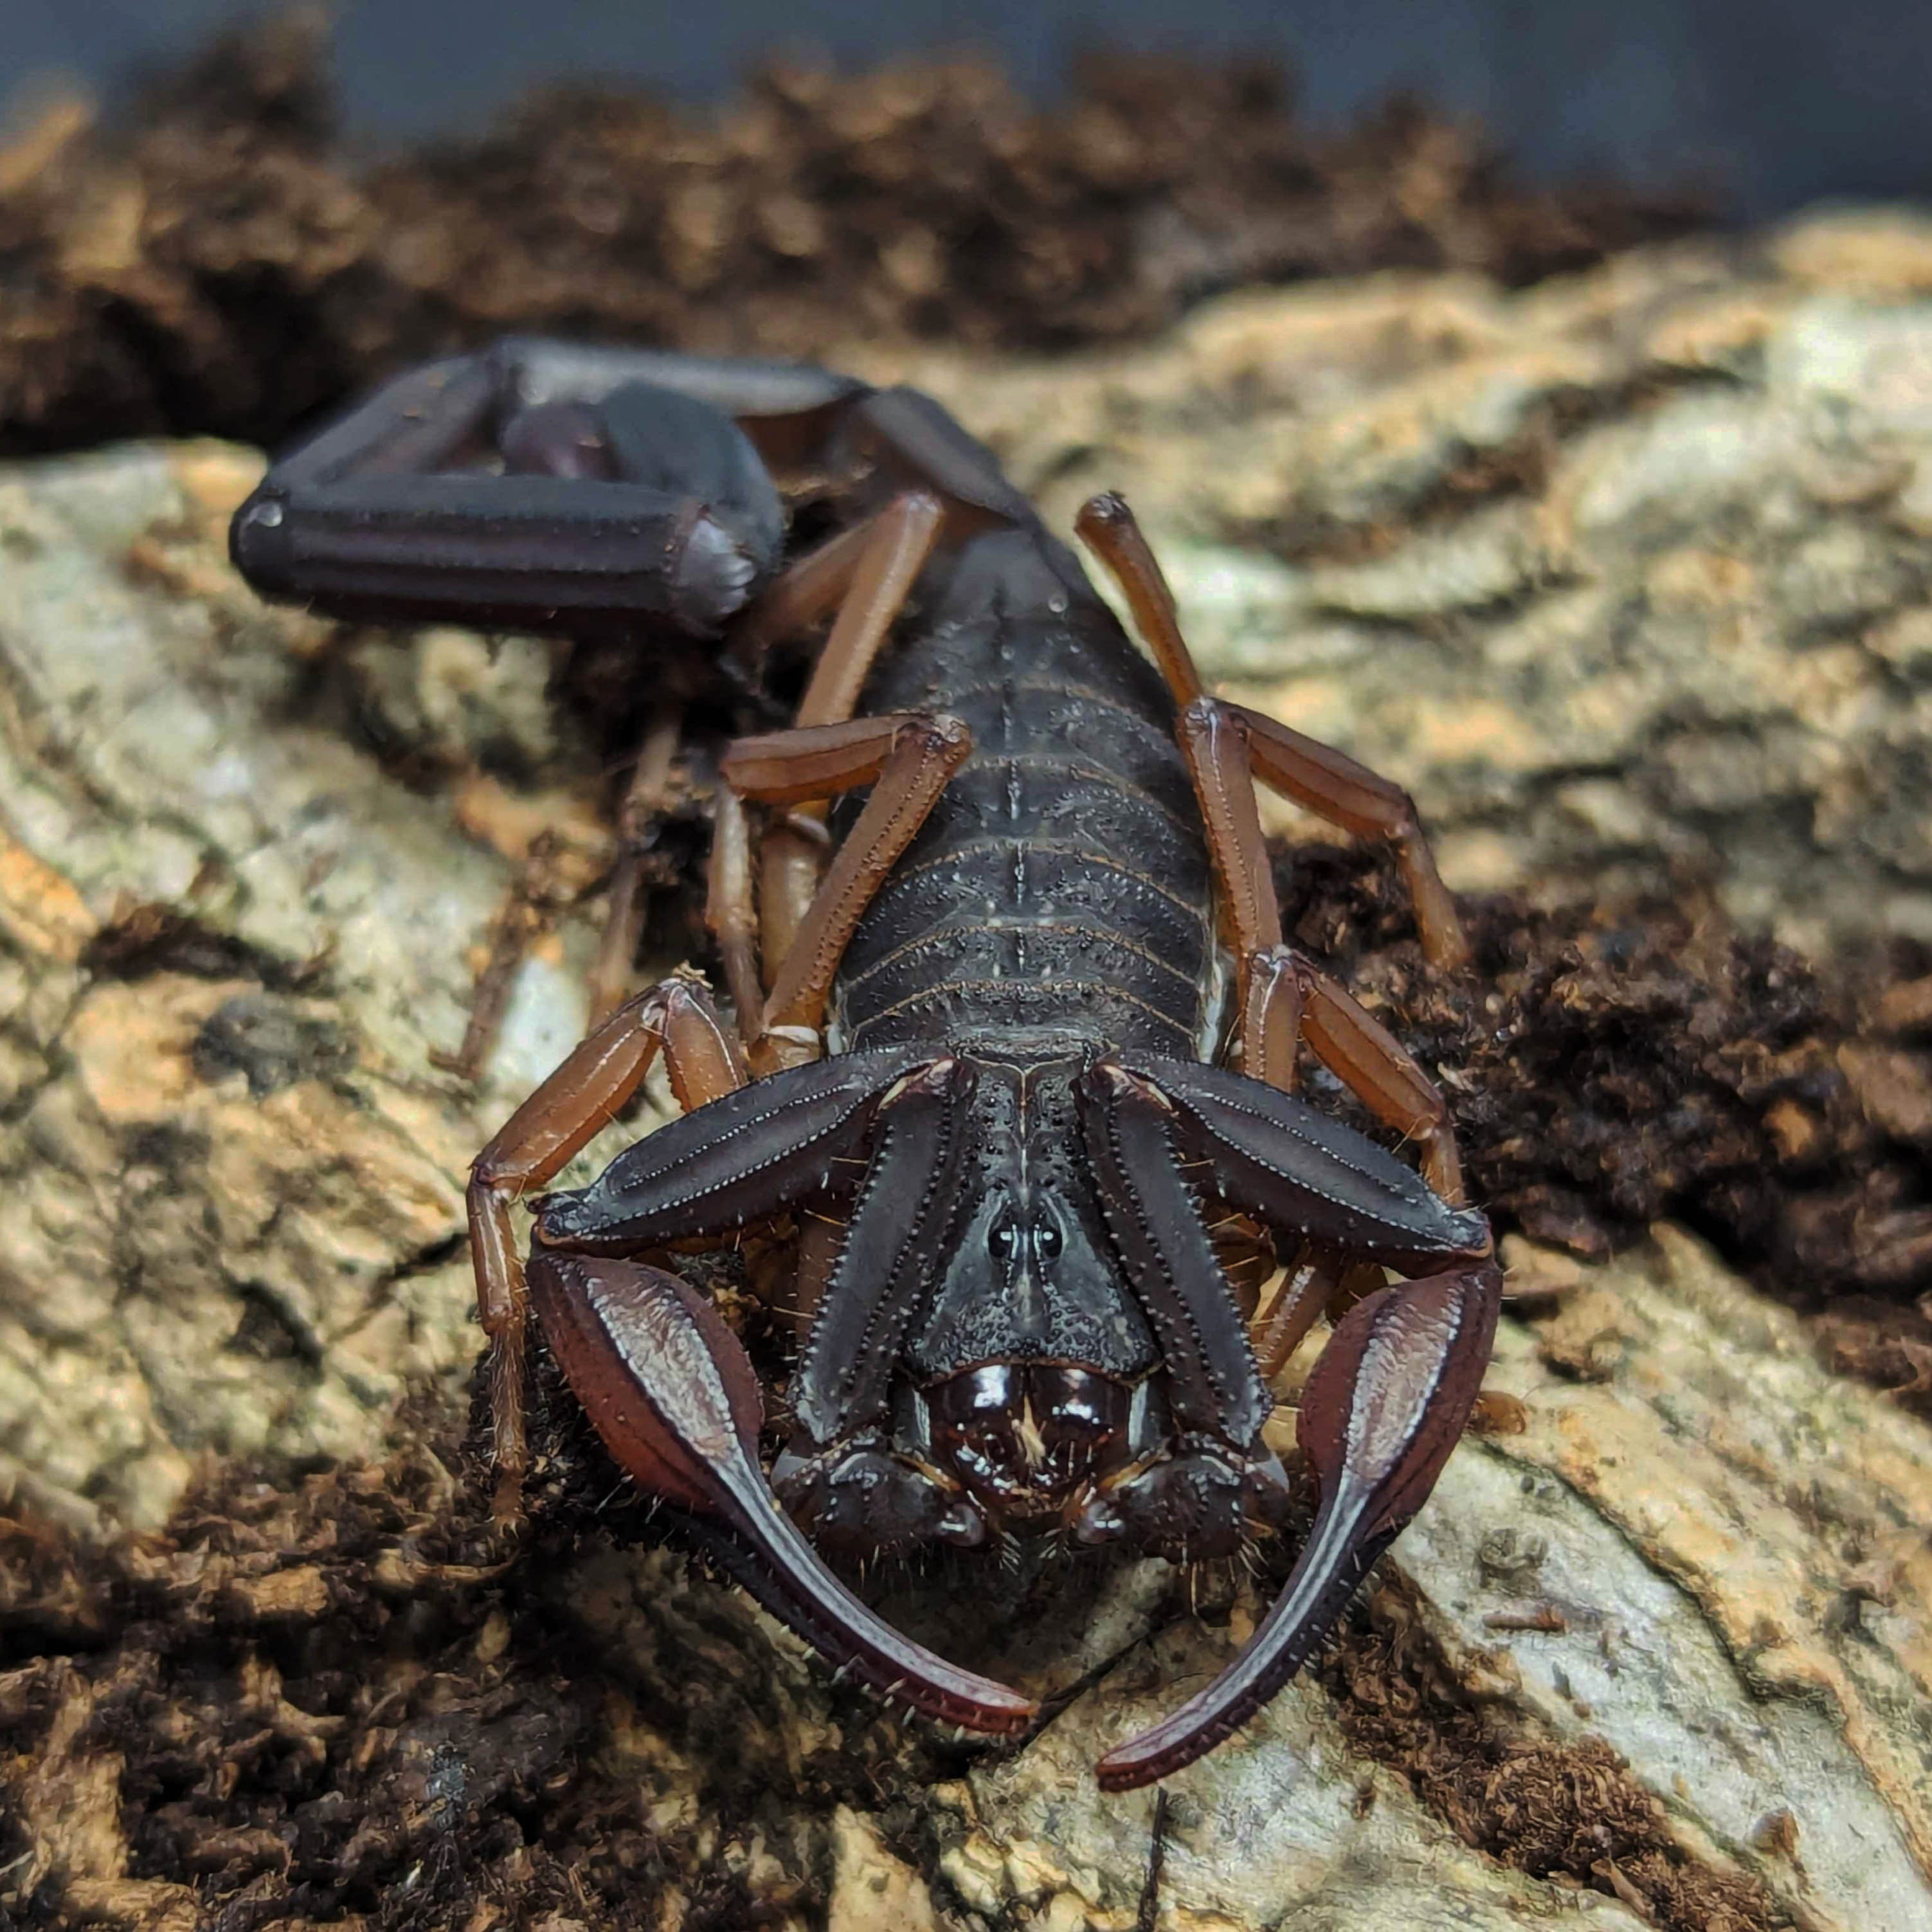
[1094,1259,1501,1790]
[528,1252,1036,1737]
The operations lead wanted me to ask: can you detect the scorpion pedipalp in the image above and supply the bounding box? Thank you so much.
[1072,1058,1274,1446]
[528,1251,1036,1737]
[1081,1056,1496,1787]
[1123,1052,1490,1264]
[790,1056,978,1443]
[1096,1257,1502,1789]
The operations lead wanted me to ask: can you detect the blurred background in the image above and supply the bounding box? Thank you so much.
[8,0,1932,465]
[9,0,1932,218]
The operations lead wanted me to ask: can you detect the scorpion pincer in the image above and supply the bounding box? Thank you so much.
[231,340,1500,1788]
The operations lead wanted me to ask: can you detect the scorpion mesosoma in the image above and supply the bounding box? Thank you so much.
[230,340,1500,1789]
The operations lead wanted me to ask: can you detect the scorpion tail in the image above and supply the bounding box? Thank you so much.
[1095,1259,1500,1790]
[528,1250,1036,1738]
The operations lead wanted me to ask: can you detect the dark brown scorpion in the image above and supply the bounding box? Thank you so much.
[230,340,1500,1789]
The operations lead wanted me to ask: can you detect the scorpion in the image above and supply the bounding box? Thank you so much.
[230,340,1500,1789]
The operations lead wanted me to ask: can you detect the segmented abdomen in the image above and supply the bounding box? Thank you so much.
[833,529,1218,1057]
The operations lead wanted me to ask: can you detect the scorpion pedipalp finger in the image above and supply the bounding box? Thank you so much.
[527,1252,1036,1737]
[1094,1259,1501,1791]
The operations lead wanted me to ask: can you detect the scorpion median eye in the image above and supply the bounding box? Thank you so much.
[988,1214,1020,1263]
[1034,1222,1063,1262]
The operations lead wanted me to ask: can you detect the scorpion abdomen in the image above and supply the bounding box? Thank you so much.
[835,527,1223,1061]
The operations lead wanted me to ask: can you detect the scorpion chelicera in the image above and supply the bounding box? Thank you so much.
[230,340,1500,1789]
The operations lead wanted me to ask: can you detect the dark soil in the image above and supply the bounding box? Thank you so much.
[0,14,1707,458]
[0,1412,953,1931]
[1275,843,1932,1415]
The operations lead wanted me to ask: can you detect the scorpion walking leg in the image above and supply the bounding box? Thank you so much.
[467,973,745,1512]
[1174,671,1470,1201]
[1249,1243,1346,1382]
[1231,705,1468,970]
[1079,496,1470,1201]
[1238,953,1399,1376]
[726,517,877,682]
[1209,784,1468,1340]
[433,831,574,1083]
[704,781,764,1047]
[732,492,946,975]
[1077,491,1468,969]
[1278,955,1465,1200]
[794,492,947,729]
[1236,930,1467,1201]
[726,489,944,700]
[1074,492,1206,708]
[1216,958,1353,1384]
[588,696,688,1026]
[1234,959,1351,1383]
[722,712,973,1072]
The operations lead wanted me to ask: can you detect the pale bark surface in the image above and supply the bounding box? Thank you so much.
[876,205,1932,957]
[3,211,1931,1929]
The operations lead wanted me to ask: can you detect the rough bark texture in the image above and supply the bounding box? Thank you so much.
[3,214,1932,1929]
[872,206,1932,959]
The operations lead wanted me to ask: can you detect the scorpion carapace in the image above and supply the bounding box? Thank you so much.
[231,339,1501,1790]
